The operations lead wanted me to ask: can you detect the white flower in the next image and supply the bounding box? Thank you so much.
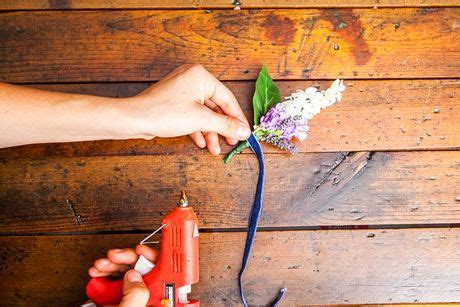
[282,79,345,120]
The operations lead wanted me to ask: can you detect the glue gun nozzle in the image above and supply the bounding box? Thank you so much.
[178,190,189,207]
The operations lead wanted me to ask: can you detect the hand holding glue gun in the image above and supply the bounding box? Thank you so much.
[86,245,158,307]
[85,191,200,306]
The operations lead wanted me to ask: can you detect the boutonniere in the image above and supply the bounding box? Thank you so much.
[224,65,345,163]
[227,65,346,306]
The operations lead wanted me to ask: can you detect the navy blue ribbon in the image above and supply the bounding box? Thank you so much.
[238,133,286,307]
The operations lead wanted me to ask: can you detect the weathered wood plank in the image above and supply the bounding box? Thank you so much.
[0,0,457,10]
[1,151,458,234]
[1,228,459,305]
[1,9,459,82]
[0,79,457,159]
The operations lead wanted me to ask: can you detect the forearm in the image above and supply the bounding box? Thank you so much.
[0,83,144,148]
[0,64,250,154]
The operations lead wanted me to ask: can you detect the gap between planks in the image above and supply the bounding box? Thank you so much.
[0,0,459,10]
[1,222,460,237]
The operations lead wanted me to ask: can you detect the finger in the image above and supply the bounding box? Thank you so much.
[88,266,126,278]
[196,105,251,141]
[135,245,159,263]
[120,270,150,307]
[203,132,221,155]
[204,100,238,146]
[189,131,206,149]
[88,266,111,277]
[107,248,139,266]
[93,258,131,274]
[203,72,249,126]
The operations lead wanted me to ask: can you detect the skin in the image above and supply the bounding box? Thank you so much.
[0,63,251,155]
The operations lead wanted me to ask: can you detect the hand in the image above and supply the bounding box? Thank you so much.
[0,64,251,150]
[88,245,158,307]
[126,64,251,155]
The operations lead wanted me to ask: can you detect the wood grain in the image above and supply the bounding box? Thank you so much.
[1,151,458,234]
[1,9,459,82]
[0,0,458,10]
[0,79,457,159]
[1,228,459,305]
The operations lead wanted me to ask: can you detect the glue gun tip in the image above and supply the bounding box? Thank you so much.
[178,190,189,207]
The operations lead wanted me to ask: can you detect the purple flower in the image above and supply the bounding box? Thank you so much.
[261,135,297,153]
[278,117,309,140]
[259,103,285,131]
[256,103,309,152]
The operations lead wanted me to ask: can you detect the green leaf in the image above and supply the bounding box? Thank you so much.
[223,66,281,165]
[252,64,281,125]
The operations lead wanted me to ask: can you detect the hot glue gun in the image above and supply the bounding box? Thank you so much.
[86,190,199,306]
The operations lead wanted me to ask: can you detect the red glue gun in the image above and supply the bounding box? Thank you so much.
[86,191,199,306]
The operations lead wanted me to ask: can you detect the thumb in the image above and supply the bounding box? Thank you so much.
[120,270,150,307]
[198,106,251,140]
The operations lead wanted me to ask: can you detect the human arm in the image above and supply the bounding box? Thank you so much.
[0,64,251,154]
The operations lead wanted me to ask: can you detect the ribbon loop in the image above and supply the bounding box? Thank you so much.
[238,133,286,307]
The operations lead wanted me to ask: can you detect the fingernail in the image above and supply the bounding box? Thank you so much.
[110,249,122,253]
[237,122,251,140]
[98,258,110,266]
[89,267,98,275]
[126,270,143,283]
[228,138,238,145]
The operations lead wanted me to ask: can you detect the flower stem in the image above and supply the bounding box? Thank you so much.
[223,140,250,164]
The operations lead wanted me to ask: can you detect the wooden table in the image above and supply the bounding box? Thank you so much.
[0,1,459,306]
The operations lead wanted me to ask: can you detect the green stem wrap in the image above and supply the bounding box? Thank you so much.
[223,140,250,164]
